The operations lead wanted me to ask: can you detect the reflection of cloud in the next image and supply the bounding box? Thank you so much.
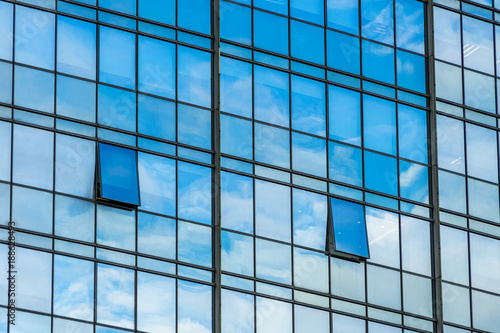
[293,188,327,250]
[178,221,212,267]
[221,232,253,276]
[293,249,328,293]
[222,290,254,333]
[256,239,291,284]
[221,172,253,233]
[97,265,134,329]
[255,180,291,242]
[178,162,212,224]
[256,297,292,333]
[366,207,399,268]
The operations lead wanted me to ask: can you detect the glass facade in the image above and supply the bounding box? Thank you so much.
[0,0,496,332]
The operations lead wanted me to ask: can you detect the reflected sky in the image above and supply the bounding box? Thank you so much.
[255,123,290,168]
[97,264,135,329]
[178,45,211,108]
[17,248,52,313]
[292,132,326,177]
[255,65,289,127]
[99,26,135,89]
[256,179,291,242]
[222,289,254,333]
[293,188,327,250]
[178,280,212,333]
[138,212,176,259]
[221,230,254,276]
[221,171,253,233]
[0,121,10,181]
[54,255,94,321]
[55,194,95,242]
[97,205,135,251]
[178,221,212,267]
[291,75,326,136]
[367,264,401,310]
[256,239,291,284]
[221,56,252,117]
[178,161,212,224]
[327,0,358,34]
[366,207,399,268]
[0,1,13,61]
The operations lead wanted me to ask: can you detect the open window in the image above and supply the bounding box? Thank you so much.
[326,197,369,261]
[96,143,140,208]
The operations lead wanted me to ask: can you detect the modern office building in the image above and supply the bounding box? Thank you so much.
[0,0,498,332]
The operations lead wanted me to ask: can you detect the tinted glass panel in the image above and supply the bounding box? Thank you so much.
[98,143,139,206]
[331,198,369,258]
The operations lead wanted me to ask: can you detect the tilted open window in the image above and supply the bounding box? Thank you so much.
[96,143,140,207]
[326,197,369,261]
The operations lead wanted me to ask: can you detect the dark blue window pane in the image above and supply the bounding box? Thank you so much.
[327,0,359,35]
[363,94,396,155]
[254,0,288,15]
[221,1,251,45]
[254,10,289,55]
[178,0,210,34]
[364,151,398,196]
[98,143,139,206]
[327,30,360,75]
[331,198,369,258]
[291,20,325,65]
[139,0,175,25]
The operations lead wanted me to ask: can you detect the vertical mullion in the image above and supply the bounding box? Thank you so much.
[427,0,444,332]
[213,0,222,333]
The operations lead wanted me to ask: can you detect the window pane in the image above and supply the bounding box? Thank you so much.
[361,0,394,45]
[364,151,398,196]
[178,161,212,224]
[100,0,136,15]
[138,152,176,216]
[256,297,292,333]
[438,171,466,214]
[463,16,494,75]
[178,104,212,150]
[54,195,95,243]
[362,40,395,84]
[399,161,429,204]
[255,123,290,168]
[221,171,253,233]
[14,65,54,113]
[367,264,401,310]
[333,314,365,333]
[222,231,254,276]
[256,239,291,284]
[137,272,175,332]
[403,273,432,317]
[398,104,427,164]
[328,142,363,186]
[468,178,499,223]
[327,0,358,34]
[55,134,95,198]
[177,0,210,34]
[254,65,289,127]
[329,85,361,145]
[221,114,253,159]
[470,233,500,294]
[57,16,96,79]
[442,283,470,327]
[366,207,399,267]
[331,198,369,258]
[97,205,135,251]
[331,257,365,301]
[138,36,175,99]
[291,75,326,136]
[464,70,495,113]
[15,6,55,70]
[17,248,52,313]
[56,75,96,122]
[254,10,288,55]
[397,50,426,93]
[291,20,324,65]
[363,94,397,155]
[98,84,136,132]
[178,221,212,267]
[13,125,54,190]
[138,212,176,259]
[54,255,94,321]
[293,188,327,250]
[294,305,329,333]
[97,264,135,329]
[12,186,52,234]
[437,115,465,174]
[178,281,212,333]
[139,0,175,25]
[395,0,425,54]
[221,57,252,118]
[401,216,431,276]
[0,62,12,104]
[222,289,254,333]
[254,0,288,15]
[472,290,500,332]
[435,61,462,104]
[255,180,291,242]
[292,133,326,177]
[178,46,211,108]
[98,143,140,206]
[0,121,11,181]
[0,2,13,61]
[221,1,251,45]
[327,30,360,75]
[99,26,135,89]
[138,94,175,141]
[291,0,323,25]
[294,248,328,293]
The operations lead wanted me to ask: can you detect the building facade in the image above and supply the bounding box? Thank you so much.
[0,0,498,332]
